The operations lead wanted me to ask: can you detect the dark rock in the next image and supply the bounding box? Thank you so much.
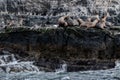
[0,27,117,72]
[67,60,115,72]
[108,8,118,16]
[114,34,120,58]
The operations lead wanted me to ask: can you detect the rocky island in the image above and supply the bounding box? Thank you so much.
[0,0,119,73]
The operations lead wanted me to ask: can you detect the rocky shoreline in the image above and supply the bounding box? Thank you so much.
[0,27,119,72]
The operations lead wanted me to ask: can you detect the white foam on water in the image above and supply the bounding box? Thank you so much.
[114,60,120,69]
[61,76,70,80]
[0,54,40,73]
[55,63,67,74]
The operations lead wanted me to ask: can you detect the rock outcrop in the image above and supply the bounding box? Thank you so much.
[0,0,119,16]
[0,0,119,26]
[0,27,119,72]
[0,0,119,72]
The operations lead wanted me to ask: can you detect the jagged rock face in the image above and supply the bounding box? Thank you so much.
[0,0,120,16]
[0,0,119,26]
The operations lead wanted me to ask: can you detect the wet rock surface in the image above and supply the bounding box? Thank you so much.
[0,27,119,72]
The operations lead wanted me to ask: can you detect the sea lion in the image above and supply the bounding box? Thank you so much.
[58,15,69,27]
[77,18,99,28]
[72,19,80,26]
[66,16,74,26]
[58,15,74,27]
[77,18,84,26]
[96,12,108,29]
[86,17,91,22]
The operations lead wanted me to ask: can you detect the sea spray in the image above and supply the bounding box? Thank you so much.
[55,62,67,74]
[0,54,40,73]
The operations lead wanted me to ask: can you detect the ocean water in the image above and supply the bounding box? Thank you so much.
[0,67,120,80]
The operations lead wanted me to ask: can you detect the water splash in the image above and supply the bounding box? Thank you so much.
[55,63,67,74]
[61,76,70,80]
[115,60,120,69]
[0,54,39,73]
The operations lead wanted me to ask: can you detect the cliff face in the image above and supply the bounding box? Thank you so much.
[0,27,119,71]
[0,0,120,16]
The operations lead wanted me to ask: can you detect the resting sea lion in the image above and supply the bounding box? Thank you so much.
[96,12,108,29]
[66,16,74,26]
[77,18,84,26]
[58,16,69,27]
[77,18,99,28]
[58,15,74,27]
[86,17,91,22]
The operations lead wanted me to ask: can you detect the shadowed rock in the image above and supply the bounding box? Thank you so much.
[0,27,117,72]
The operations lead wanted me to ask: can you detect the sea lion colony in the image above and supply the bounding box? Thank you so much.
[58,12,112,29]
[0,11,112,29]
